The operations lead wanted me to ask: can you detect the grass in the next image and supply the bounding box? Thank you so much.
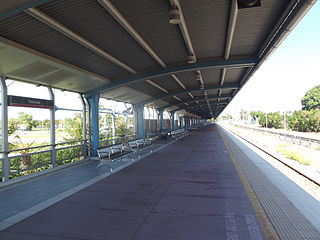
[276,147,311,165]
[278,143,290,148]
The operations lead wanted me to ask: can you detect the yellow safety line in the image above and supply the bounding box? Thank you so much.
[218,128,279,240]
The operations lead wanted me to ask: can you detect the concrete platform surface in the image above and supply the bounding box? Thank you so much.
[0,127,266,240]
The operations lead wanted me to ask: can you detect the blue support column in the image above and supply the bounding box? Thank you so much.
[184,116,189,130]
[133,104,145,139]
[170,110,176,130]
[86,94,99,156]
[158,108,164,130]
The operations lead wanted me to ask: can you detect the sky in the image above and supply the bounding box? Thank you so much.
[2,2,320,120]
[221,1,320,118]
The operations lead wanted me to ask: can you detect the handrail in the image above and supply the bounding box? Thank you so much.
[0,139,87,154]
[0,143,84,160]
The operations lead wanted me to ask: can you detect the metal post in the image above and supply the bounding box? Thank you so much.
[112,103,116,144]
[147,108,151,137]
[86,94,100,156]
[48,87,56,167]
[80,94,87,158]
[133,104,145,139]
[1,76,9,181]
[266,114,268,128]
[159,108,164,130]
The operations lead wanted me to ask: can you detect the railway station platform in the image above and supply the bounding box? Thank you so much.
[0,125,320,240]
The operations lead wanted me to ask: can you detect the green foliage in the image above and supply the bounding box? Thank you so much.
[8,118,19,135]
[266,112,283,129]
[42,119,50,129]
[288,109,320,132]
[301,85,320,110]
[64,113,83,140]
[9,135,38,170]
[250,111,264,121]
[17,112,37,130]
[254,112,284,129]
[276,148,311,165]
[56,145,82,164]
[115,116,133,136]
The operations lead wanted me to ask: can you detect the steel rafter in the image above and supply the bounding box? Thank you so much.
[161,95,232,110]
[139,83,239,105]
[85,58,257,96]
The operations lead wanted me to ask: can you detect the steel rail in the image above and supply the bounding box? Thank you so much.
[226,127,320,187]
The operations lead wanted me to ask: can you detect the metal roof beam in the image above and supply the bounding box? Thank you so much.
[162,95,232,110]
[185,102,228,111]
[85,58,257,96]
[176,103,227,116]
[26,6,171,97]
[25,8,137,74]
[140,83,239,105]
[0,0,53,20]
[97,0,190,98]
[170,0,196,60]
[219,0,238,96]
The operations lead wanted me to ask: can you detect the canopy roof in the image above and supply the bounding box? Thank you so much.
[0,0,316,118]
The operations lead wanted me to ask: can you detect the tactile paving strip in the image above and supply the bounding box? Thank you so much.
[219,127,320,240]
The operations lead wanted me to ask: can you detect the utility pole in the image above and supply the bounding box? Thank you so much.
[265,113,268,128]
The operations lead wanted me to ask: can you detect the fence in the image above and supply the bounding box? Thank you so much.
[0,139,87,181]
[232,124,320,148]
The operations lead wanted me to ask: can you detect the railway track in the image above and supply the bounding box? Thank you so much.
[226,127,320,187]
[232,124,320,149]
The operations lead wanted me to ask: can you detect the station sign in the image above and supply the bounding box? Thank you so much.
[8,95,54,109]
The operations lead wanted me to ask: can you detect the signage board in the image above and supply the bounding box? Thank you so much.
[8,95,54,109]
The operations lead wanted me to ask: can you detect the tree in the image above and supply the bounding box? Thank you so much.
[17,112,36,130]
[301,85,320,110]
[8,118,19,135]
[288,110,320,132]
[250,111,263,121]
[267,112,283,129]
[254,111,284,129]
[115,116,133,136]
[64,114,83,140]
[42,119,50,129]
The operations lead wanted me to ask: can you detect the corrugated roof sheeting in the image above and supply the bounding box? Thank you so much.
[111,0,188,65]
[159,96,180,105]
[220,89,234,96]
[152,76,184,91]
[206,89,220,96]
[231,0,291,56]
[224,68,247,84]
[189,90,204,99]
[200,69,222,85]
[37,0,158,72]
[127,81,162,96]
[0,12,128,80]
[173,72,196,89]
[180,0,229,59]
[0,0,311,118]
[101,86,150,104]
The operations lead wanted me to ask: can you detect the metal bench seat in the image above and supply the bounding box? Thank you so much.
[96,144,128,172]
